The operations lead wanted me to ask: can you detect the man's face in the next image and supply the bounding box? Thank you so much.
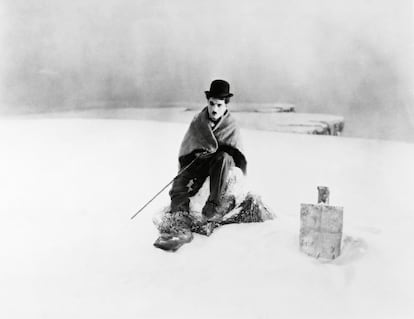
[207,97,227,121]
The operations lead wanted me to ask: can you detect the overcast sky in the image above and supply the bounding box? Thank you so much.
[0,0,413,139]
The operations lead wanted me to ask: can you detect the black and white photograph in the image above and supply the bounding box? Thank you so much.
[0,0,413,318]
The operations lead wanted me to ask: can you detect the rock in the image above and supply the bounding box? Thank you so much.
[221,193,274,225]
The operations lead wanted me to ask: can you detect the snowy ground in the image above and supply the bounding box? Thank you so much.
[1,118,413,319]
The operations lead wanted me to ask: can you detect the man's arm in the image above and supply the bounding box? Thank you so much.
[217,145,247,175]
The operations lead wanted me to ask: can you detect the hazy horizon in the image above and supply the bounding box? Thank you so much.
[0,0,413,141]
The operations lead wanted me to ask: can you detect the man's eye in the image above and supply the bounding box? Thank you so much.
[209,102,214,106]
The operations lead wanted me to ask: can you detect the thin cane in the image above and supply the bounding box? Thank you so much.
[130,155,202,220]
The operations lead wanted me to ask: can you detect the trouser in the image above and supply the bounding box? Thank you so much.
[169,151,235,213]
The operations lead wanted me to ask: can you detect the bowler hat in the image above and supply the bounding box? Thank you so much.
[205,79,233,99]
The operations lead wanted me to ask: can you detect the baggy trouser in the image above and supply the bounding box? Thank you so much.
[169,151,235,213]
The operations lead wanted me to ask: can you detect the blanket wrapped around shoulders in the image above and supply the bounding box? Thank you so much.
[178,107,247,174]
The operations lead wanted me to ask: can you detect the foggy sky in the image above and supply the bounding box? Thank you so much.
[0,0,413,140]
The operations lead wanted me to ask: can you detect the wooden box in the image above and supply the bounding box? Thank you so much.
[299,188,343,260]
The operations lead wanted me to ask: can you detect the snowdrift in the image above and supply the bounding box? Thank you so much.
[0,118,413,319]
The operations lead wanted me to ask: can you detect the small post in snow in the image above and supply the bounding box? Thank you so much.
[299,186,343,260]
[317,186,330,205]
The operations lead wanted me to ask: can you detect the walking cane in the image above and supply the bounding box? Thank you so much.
[130,154,204,220]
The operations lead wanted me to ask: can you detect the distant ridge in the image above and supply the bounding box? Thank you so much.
[21,106,344,136]
[185,103,296,113]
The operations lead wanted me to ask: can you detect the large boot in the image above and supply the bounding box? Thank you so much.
[153,211,194,252]
[201,196,236,222]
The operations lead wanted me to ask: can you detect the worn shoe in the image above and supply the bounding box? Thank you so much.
[154,211,194,252]
[202,196,237,222]
[157,210,192,232]
[201,201,225,222]
[202,201,216,219]
[153,229,193,252]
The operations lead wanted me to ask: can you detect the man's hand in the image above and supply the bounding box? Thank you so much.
[196,151,214,160]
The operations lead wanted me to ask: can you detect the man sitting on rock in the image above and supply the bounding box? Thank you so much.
[154,79,247,250]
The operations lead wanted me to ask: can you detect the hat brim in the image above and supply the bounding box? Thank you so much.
[205,91,233,99]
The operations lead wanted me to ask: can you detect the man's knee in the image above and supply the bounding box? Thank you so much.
[213,151,234,164]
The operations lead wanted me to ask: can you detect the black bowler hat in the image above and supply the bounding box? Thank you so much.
[205,79,233,99]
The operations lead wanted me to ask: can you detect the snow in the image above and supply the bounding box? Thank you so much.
[28,106,345,135]
[0,118,413,319]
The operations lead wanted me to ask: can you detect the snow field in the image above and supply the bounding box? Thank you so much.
[0,118,413,318]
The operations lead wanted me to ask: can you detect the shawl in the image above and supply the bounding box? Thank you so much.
[178,107,247,173]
